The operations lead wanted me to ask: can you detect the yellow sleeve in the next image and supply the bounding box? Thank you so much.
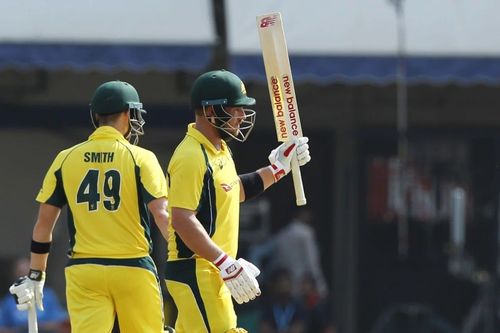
[167,150,205,211]
[36,151,68,207]
[138,150,168,203]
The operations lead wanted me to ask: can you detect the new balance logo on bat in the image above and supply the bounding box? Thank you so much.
[260,15,277,28]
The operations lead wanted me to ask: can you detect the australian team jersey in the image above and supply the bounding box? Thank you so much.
[36,126,167,259]
[167,123,240,260]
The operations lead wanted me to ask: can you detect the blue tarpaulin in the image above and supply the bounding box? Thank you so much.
[1,43,500,85]
[231,54,500,85]
[0,43,213,72]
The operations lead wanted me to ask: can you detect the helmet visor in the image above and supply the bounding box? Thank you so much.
[202,99,256,142]
[129,104,146,145]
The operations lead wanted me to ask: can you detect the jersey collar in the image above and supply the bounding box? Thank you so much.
[186,123,228,154]
[89,126,128,142]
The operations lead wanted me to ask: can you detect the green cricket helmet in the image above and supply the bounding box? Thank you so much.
[190,69,256,108]
[89,80,146,144]
[190,69,256,142]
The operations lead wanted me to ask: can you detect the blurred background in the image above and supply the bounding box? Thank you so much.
[1,0,500,332]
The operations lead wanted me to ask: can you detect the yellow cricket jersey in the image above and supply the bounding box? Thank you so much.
[36,126,167,259]
[167,123,240,260]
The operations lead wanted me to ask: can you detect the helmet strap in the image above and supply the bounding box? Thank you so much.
[90,110,99,129]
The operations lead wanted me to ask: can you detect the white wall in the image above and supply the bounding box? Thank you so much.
[1,1,497,56]
[227,0,500,56]
[0,0,214,44]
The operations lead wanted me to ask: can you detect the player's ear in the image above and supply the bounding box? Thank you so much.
[205,105,215,116]
[205,106,217,123]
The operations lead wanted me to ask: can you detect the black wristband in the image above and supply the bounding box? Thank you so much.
[240,172,264,200]
[31,240,51,254]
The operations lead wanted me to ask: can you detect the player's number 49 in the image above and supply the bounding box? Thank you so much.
[77,169,121,211]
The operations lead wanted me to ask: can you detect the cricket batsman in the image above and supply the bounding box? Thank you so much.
[164,69,311,332]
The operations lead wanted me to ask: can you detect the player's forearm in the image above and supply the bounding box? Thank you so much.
[175,221,222,262]
[257,166,276,190]
[30,203,61,271]
[32,220,53,243]
[172,210,222,262]
[148,197,170,241]
[30,253,49,272]
[31,221,54,272]
[31,219,51,271]
[239,167,273,202]
[32,203,60,242]
[153,212,169,242]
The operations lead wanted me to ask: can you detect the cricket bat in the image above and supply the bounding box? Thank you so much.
[257,12,307,206]
[28,303,38,333]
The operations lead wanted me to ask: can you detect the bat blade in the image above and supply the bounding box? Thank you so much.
[257,12,307,206]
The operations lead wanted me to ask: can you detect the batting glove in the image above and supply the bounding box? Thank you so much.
[214,253,261,304]
[268,137,311,182]
[9,269,45,311]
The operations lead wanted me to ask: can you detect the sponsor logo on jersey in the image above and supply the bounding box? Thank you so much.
[221,178,239,192]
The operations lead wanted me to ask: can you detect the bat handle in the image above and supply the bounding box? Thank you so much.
[291,157,307,206]
[28,303,38,333]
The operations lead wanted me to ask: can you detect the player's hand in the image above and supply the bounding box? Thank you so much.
[268,137,311,182]
[214,254,261,304]
[9,269,45,311]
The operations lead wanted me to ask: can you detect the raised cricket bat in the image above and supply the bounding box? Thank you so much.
[257,12,307,206]
[28,303,38,333]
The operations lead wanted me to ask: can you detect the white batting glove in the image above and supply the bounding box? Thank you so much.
[237,258,260,278]
[214,253,261,304]
[268,137,311,182]
[9,269,45,311]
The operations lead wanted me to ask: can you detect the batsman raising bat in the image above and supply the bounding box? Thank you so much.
[257,12,309,206]
[164,69,311,333]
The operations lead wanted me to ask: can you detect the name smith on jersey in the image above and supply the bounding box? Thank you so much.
[83,152,115,163]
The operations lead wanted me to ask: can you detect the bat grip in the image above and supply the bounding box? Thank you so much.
[28,303,38,333]
[291,158,307,206]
